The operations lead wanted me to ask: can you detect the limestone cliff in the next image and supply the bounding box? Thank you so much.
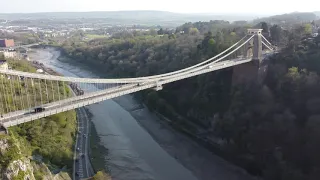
[0,135,71,180]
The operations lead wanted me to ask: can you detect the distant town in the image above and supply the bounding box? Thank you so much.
[0,11,319,72]
[0,17,174,69]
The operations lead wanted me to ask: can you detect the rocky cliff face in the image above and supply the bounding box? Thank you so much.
[0,135,71,180]
[1,158,35,180]
[0,136,35,180]
[32,161,71,180]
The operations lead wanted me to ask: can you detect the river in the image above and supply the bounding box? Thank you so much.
[28,48,254,180]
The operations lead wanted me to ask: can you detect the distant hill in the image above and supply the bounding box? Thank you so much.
[5,11,318,28]
[253,12,318,24]
[314,11,320,17]
[0,11,259,27]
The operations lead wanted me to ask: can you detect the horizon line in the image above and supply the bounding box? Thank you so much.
[0,10,312,16]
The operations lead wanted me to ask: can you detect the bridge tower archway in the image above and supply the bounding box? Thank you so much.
[244,29,263,63]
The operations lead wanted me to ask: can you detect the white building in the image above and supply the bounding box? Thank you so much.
[3,50,17,58]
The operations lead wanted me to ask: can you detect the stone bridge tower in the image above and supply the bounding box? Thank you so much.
[232,29,266,85]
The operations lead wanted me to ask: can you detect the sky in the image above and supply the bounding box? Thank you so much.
[1,0,319,15]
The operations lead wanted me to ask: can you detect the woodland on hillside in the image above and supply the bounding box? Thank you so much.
[0,59,76,178]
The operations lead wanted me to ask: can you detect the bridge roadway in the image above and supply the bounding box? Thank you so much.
[0,43,40,50]
[0,57,253,127]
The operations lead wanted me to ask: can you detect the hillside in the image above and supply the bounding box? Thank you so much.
[0,59,76,179]
[253,12,318,24]
[314,11,320,17]
[0,10,259,27]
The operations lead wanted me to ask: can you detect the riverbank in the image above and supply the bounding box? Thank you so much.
[85,108,110,174]
[113,95,255,180]
[55,48,255,180]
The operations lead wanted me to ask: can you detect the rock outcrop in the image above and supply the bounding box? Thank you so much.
[2,158,35,180]
[0,136,35,180]
[0,135,71,180]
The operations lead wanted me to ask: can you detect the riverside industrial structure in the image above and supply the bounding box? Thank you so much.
[0,39,29,60]
[0,39,15,47]
[0,39,15,58]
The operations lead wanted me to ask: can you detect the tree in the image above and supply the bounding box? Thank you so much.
[189,27,199,36]
[157,28,164,35]
[149,29,157,36]
[230,32,236,37]
[315,34,320,47]
[132,30,142,36]
[261,22,269,34]
[93,171,112,180]
[270,25,282,44]
[208,38,215,45]
[168,34,176,39]
[0,52,4,59]
[215,31,224,44]
[304,23,312,35]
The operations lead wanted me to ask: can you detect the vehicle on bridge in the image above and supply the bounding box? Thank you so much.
[34,107,45,113]
[78,90,84,96]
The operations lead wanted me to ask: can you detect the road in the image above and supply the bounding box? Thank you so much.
[74,107,94,179]
[70,84,94,179]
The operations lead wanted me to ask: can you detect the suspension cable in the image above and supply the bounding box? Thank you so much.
[25,77,31,110]
[9,75,17,111]
[261,34,272,46]
[63,81,66,99]
[17,76,25,110]
[0,75,9,114]
[262,41,274,51]
[38,78,43,106]
[0,79,3,115]
[51,80,55,101]
[31,78,37,107]
[0,35,249,83]
[57,80,61,101]
[45,79,49,103]
[161,35,255,80]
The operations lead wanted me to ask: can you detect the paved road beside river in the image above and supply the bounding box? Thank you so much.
[74,107,94,179]
[33,58,94,179]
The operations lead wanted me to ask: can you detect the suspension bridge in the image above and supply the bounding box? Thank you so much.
[0,29,275,130]
[0,43,40,50]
